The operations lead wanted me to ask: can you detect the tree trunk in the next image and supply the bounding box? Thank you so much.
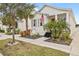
[26,19,28,31]
[8,25,11,32]
[12,26,15,43]
[50,30,52,39]
[26,16,29,31]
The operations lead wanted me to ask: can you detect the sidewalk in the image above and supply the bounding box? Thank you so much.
[70,29,79,56]
[0,33,12,40]
[0,53,3,56]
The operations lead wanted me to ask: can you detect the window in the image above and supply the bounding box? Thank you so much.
[57,13,66,20]
[40,21,43,26]
[33,19,36,26]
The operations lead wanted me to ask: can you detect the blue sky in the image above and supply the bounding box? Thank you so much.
[35,3,79,24]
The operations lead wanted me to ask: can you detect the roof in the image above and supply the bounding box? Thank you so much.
[35,11,49,16]
[39,5,72,12]
[38,5,76,25]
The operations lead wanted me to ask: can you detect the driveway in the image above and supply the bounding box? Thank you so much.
[70,28,79,56]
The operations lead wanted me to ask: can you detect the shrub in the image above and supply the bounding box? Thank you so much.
[6,28,20,35]
[5,32,12,35]
[60,31,72,45]
[61,31,70,41]
[0,29,5,33]
[5,28,12,35]
[15,28,20,34]
[20,31,26,37]
[20,29,31,37]
[31,33,41,39]
[44,19,71,43]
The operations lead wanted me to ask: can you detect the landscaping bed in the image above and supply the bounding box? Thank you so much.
[26,35,43,39]
[45,38,72,46]
[0,39,69,56]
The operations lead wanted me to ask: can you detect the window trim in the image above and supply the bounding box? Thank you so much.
[57,13,67,20]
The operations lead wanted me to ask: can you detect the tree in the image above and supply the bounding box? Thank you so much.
[44,19,70,41]
[0,3,19,43]
[16,4,35,31]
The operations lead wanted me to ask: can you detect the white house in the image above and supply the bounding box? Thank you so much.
[17,5,76,37]
[0,5,76,37]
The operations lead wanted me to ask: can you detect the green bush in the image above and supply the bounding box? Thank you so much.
[31,33,41,39]
[15,28,20,34]
[5,32,12,35]
[60,31,72,45]
[0,29,5,33]
[5,28,20,35]
[5,28,12,35]
[61,31,70,41]
[44,19,71,44]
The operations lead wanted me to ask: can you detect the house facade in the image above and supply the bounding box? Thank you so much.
[0,5,76,37]
[17,5,76,37]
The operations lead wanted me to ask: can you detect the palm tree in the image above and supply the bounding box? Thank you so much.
[16,3,35,31]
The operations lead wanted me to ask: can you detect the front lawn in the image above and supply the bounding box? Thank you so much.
[0,39,69,56]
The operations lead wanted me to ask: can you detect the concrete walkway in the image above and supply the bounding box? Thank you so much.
[0,53,3,56]
[0,33,70,53]
[0,33,12,40]
[70,28,79,56]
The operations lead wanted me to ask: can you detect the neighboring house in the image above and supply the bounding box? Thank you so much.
[0,13,8,32]
[0,5,76,37]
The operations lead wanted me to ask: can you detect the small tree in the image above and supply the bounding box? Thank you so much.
[44,20,57,39]
[0,3,19,43]
[2,13,16,43]
[44,19,70,41]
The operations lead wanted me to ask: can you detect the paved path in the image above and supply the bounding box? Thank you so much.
[0,53,3,56]
[0,33,12,40]
[0,33,70,53]
[70,28,79,56]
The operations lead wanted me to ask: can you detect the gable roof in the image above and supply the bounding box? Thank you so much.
[39,5,76,25]
[39,5,72,12]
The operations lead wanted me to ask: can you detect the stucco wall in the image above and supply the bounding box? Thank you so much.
[17,19,26,31]
[31,13,48,35]
[17,6,76,36]
[40,6,68,15]
[40,6,76,36]
[68,12,76,37]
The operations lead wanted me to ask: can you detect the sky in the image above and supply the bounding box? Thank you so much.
[35,3,79,24]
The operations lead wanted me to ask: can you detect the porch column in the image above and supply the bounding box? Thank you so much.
[55,14,57,21]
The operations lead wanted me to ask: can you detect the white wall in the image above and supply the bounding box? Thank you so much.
[17,6,76,36]
[40,6,68,15]
[31,13,48,35]
[68,12,76,37]
[17,19,26,31]
[40,6,76,36]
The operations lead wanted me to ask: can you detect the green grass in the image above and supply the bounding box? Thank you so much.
[0,39,69,56]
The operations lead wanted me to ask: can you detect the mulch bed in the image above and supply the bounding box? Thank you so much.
[45,38,72,46]
[25,35,43,39]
